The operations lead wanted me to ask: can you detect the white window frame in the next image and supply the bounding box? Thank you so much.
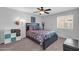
[57,15,73,29]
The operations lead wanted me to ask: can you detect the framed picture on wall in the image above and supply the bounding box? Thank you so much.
[31,17,36,23]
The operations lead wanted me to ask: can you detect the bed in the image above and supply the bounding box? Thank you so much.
[26,23,58,50]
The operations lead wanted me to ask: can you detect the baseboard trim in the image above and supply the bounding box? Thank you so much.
[58,37,66,39]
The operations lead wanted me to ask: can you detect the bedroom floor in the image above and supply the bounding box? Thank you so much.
[0,38,65,51]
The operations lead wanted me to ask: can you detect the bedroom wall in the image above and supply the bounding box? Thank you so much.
[0,7,42,38]
[42,8,79,39]
[0,7,79,40]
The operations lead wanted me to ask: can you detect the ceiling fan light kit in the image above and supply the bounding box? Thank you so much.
[40,11,44,14]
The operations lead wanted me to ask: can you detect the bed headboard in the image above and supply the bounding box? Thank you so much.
[26,23,40,31]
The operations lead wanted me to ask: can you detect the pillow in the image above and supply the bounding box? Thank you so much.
[33,25,41,30]
[29,23,41,30]
[29,26,33,30]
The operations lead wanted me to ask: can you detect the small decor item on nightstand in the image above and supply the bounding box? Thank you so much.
[42,22,45,30]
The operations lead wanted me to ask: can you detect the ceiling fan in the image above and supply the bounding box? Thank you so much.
[33,7,51,15]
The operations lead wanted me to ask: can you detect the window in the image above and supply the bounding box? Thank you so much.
[57,15,73,29]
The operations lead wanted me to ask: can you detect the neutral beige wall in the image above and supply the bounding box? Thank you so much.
[0,7,42,38]
[42,8,79,40]
[1,7,79,40]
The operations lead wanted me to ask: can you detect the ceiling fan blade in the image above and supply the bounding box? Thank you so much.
[44,12,49,14]
[37,8,41,10]
[33,11,40,13]
[45,9,51,11]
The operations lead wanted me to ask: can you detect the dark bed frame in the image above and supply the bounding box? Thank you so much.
[26,23,58,50]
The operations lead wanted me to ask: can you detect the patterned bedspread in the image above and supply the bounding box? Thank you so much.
[26,30,57,45]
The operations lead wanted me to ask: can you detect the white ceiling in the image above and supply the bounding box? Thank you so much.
[8,7,78,16]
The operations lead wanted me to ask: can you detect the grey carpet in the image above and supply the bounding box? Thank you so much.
[0,38,65,51]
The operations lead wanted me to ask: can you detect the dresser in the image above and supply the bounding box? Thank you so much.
[0,29,21,44]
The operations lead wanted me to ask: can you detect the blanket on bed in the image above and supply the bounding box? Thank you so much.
[26,30,57,44]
